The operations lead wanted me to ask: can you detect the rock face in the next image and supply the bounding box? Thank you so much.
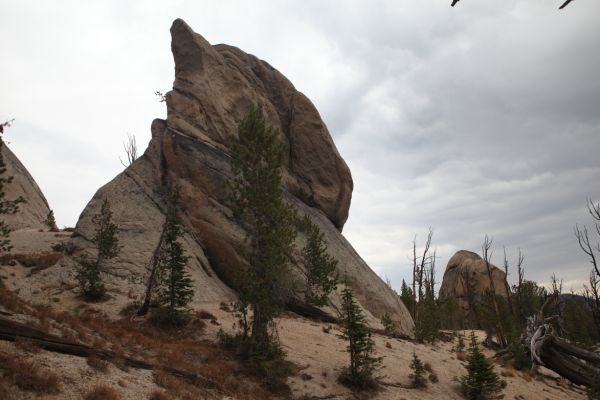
[74,19,414,335]
[438,250,509,310]
[1,141,53,231]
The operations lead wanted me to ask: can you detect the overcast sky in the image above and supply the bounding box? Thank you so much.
[1,1,599,292]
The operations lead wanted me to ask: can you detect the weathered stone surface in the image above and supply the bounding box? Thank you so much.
[1,141,53,231]
[74,19,414,334]
[438,250,509,310]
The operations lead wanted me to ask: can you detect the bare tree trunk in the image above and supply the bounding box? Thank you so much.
[516,249,525,324]
[412,236,417,321]
[482,235,507,347]
[137,225,167,316]
[524,293,600,387]
[502,247,515,318]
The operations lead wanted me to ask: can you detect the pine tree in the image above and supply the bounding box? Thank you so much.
[400,279,414,312]
[0,120,25,253]
[456,333,466,353]
[409,352,427,388]
[228,107,297,358]
[302,215,338,307]
[44,209,58,232]
[76,198,119,300]
[152,186,194,326]
[415,285,439,343]
[461,332,506,400]
[338,286,382,389]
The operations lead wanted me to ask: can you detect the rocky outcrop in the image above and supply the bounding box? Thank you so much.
[73,19,414,335]
[438,250,509,310]
[1,140,53,231]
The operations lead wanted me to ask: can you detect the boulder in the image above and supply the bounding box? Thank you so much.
[438,250,509,310]
[0,140,53,231]
[73,19,414,335]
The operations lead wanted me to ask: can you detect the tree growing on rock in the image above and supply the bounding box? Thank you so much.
[301,215,339,307]
[228,107,297,359]
[0,120,25,253]
[338,286,382,389]
[76,198,119,300]
[152,185,194,326]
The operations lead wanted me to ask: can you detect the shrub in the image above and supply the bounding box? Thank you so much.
[150,307,191,327]
[460,332,506,400]
[409,352,427,388]
[589,373,600,400]
[87,355,110,373]
[75,256,106,300]
[0,355,60,393]
[84,385,121,400]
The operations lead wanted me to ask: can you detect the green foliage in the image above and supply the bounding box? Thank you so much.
[302,215,338,307]
[513,280,546,324]
[0,124,26,253]
[228,107,297,357]
[338,286,382,389]
[399,279,414,314]
[77,198,119,300]
[461,332,506,400]
[415,286,440,343]
[456,333,466,352]
[562,297,599,347]
[153,186,194,325]
[92,198,120,263]
[75,256,105,300]
[44,210,58,232]
[409,352,427,388]
[440,293,461,330]
[380,312,394,336]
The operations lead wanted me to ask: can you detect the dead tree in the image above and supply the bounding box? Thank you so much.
[502,247,515,318]
[574,199,600,337]
[515,249,526,323]
[482,235,507,347]
[524,292,600,387]
[136,223,167,316]
[411,229,433,324]
[119,133,138,168]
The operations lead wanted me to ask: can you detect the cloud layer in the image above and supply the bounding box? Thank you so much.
[1,0,599,291]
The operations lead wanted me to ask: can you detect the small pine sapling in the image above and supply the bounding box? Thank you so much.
[76,198,120,300]
[409,352,427,388]
[44,210,58,232]
[152,186,194,326]
[380,312,395,336]
[460,332,506,400]
[338,286,382,389]
[302,215,338,307]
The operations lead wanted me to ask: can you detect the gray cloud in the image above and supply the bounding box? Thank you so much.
[1,0,599,292]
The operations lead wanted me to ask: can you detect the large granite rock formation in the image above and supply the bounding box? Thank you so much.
[73,19,414,335]
[438,250,509,310]
[1,140,53,231]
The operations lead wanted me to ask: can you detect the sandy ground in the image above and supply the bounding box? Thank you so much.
[0,229,591,400]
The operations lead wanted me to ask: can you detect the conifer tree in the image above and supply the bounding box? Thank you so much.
[400,279,414,312]
[0,120,25,253]
[152,186,194,326]
[415,285,439,343]
[338,286,382,389]
[461,332,506,400]
[302,215,338,307]
[76,198,119,300]
[409,352,427,388]
[44,209,58,232]
[228,107,297,358]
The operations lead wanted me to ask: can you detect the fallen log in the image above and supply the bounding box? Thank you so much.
[523,292,600,387]
[0,317,220,391]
